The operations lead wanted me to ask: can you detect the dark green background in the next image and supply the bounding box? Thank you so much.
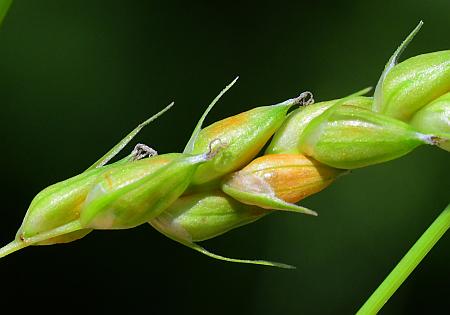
[0,1,448,314]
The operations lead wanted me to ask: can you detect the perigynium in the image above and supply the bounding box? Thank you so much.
[221,153,343,212]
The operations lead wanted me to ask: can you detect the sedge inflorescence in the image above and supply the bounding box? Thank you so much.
[0,22,448,268]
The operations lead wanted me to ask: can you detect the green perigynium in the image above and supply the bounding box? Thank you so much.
[150,191,268,242]
[298,99,436,169]
[81,151,217,229]
[221,153,342,214]
[376,50,450,121]
[186,88,313,189]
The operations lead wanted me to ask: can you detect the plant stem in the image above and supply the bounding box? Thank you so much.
[0,0,13,27]
[0,220,83,259]
[0,240,27,258]
[357,203,450,314]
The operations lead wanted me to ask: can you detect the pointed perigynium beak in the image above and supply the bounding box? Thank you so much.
[221,154,345,214]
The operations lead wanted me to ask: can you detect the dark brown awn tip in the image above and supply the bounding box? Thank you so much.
[430,135,446,146]
[295,91,314,107]
[282,91,313,108]
[131,143,158,161]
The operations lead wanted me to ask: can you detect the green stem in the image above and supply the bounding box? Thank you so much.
[0,0,13,27]
[357,203,450,314]
[0,220,83,259]
[0,239,27,258]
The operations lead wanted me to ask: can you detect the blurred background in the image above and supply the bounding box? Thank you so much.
[0,0,448,314]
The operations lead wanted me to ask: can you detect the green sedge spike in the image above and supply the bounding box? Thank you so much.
[410,92,450,151]
[266,96,372,155]
[149,193,293,269]
[299,88,438,169]
[221,153,344,213]
[188,90,314,189]
[373,21,423,113]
